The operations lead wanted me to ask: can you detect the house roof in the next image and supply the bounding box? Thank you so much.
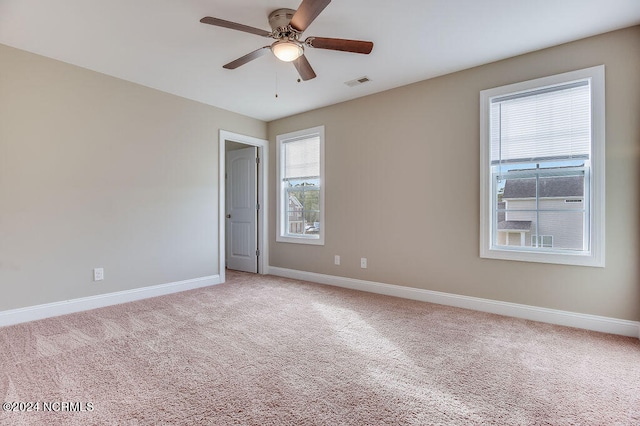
[503,175,584,199]
[498,221,532,231]
[288,194,303,208]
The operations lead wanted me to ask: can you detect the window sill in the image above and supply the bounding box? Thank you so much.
[276,235,325,246]
[480,247,604,267]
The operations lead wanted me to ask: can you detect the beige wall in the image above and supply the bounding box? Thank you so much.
[0,44,266,311]
[268,26,640,321]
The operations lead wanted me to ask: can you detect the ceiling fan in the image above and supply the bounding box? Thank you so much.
[200,0,373,81]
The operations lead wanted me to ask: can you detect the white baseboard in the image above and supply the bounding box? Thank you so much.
[267,267,640,339]
[0,275,222,328]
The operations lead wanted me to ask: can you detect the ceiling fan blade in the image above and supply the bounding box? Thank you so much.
[200,17,272,37]
[223,46,271,69]
[293,55,317,81]
[289,0,331,33]
[306,37,373,54]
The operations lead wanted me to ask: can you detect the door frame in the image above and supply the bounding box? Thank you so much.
[219,130,268,283]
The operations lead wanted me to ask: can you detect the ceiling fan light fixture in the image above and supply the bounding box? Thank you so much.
[200,0,374,81]
[272,40,303,62]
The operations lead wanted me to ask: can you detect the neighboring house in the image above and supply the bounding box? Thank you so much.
[288,194,304,234]
[498,175,584,249]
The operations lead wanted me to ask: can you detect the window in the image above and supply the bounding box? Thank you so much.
[532,235,553,248]
[480,66,605,267]
[276,126,325,245]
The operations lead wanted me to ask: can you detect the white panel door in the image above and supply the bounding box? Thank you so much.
[226,146,258,273]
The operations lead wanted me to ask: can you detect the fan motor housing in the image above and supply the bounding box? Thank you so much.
[268,8,296,31]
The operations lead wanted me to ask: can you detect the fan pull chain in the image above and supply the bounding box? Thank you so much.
[275,73,279,98]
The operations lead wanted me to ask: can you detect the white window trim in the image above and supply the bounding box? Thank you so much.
[276,125,325,245]
[480,65,605,267]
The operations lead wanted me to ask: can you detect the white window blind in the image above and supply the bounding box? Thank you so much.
[283,137,320,179]
[490,81,591,165]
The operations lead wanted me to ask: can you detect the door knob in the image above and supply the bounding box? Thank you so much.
[226,214,231,218]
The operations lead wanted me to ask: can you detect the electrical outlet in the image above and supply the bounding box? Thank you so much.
[334,255,341,265]
[360,258,367,268]
[93,268,104,281]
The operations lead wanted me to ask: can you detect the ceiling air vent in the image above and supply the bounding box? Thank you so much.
[345,76,371,87]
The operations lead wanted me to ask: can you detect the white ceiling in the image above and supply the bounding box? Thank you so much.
[1,0,639,122]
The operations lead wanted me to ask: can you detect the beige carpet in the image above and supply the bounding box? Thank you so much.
[1,271,639,425]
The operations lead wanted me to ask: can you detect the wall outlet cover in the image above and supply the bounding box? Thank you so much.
[93,268,104,281]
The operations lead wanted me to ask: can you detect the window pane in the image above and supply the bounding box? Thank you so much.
[537,211,584,250]
[494,163,587,251]
[285,182,320,237]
